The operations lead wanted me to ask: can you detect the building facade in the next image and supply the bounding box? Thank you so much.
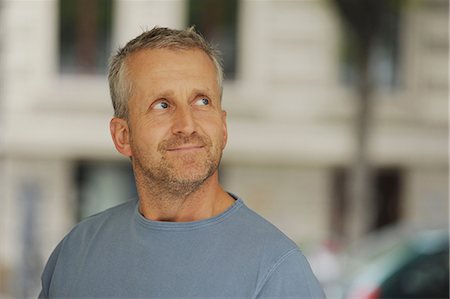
[0,0,448,297]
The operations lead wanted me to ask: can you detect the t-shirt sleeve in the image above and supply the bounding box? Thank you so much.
[38,239,64,299]
[255,248,326,299]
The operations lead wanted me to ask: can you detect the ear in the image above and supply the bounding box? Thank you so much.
[110,118,132,157]
[221,110,228,149]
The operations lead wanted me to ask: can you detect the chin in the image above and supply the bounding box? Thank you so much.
[164,173,210,196]
[172,169,212,184]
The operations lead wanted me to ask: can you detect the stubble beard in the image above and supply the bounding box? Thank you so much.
[132,134,222,198]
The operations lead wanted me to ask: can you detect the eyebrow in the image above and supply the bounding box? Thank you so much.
[150,90,174,99]
[191,88,213,97]
[150,88,214,100]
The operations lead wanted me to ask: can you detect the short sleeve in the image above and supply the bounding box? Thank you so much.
[255,249,326,299]
[38,239,65,299]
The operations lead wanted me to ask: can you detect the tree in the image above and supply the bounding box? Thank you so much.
[331,0,406,241]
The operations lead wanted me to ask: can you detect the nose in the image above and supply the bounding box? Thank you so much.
[171,106,196,136]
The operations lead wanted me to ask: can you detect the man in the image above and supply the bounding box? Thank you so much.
[39,27,325,298]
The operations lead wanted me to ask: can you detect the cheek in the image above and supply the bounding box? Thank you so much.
[130,122,167,149]
[205,120,226,147]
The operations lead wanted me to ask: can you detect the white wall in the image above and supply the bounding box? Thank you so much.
[224,164,330,246]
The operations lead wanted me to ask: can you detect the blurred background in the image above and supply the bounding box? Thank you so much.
[0,0,448,298]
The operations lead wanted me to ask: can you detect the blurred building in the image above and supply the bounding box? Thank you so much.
[0,0,448,297]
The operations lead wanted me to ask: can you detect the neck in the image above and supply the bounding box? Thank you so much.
[135,171,234,222]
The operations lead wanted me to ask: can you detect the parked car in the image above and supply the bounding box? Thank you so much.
[340,229,449,299]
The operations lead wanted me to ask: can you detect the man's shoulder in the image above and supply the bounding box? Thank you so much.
[85,198,137,220]
[64,199,137,243]
[235,200,325,298]
[240,202,296,241]
[233,199,300,256]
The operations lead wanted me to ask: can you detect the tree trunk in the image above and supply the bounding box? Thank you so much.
[348,42,374,241]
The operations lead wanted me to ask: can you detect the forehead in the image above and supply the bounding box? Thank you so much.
[126,48,218,85]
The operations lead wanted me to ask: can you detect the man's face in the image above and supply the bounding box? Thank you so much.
[121,48,227,195]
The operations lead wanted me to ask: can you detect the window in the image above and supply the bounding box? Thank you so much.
[187,0,239,80]
[339,5,402,89]
[330,167,403,238]
[381,245,449,298]
[371,168,403,230]
[59,0,113,74]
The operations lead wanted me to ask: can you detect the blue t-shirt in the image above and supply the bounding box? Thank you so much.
[39,196,325,298]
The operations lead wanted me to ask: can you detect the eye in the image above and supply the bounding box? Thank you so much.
[195,98,210,106]
[153,101,169,110]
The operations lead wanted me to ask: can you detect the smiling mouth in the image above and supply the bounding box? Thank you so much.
[166,145,204,152]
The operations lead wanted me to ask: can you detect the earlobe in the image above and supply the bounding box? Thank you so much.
[110,118,132,157]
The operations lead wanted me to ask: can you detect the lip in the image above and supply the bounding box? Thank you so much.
[166,145,204,152]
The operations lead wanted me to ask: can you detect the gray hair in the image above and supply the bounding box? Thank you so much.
[108,26,224,119]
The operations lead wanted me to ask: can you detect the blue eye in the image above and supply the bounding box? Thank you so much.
[154,101,169,110]
[195,98,209,106]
